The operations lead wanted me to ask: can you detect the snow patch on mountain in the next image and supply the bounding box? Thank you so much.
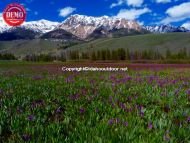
[181,22,190,30]
[0,17,59,33]
[22,20,59,33]
[144,25,188,33]
[0,15,11,33]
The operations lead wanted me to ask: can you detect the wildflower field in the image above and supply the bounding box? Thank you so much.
[0,62,190,142]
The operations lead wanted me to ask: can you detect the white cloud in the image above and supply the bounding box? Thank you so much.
[110,0,123,8]
[59,7,76,17]
[110,0,144,8]
[161,2,190,24]
[166,2,190,18]
[155,0,171,3]
[127,0,144,7]
[182,22,190,30]
[115,8,151,20]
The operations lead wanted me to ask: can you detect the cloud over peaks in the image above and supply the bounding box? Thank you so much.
[155,0,171,4]
[115,8,151,20]
[59,7,76,17]
[110,0,144,8]
[161,2,190,24]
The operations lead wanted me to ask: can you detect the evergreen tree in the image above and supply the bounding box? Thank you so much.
[112,50,118,60]
[106,49,111,60]
[166,49,171,59]
[126,49,130,60]
[118,48,126,60]
[91,51,97,61]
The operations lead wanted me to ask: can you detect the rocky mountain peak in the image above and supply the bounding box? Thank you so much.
[58,14,142,39]
[22,19,59,33]
[144,24,188,33]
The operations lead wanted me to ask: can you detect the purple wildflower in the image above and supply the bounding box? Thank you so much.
[187,116,190,123]
[108,118,122,126]
[65,76,74,83]
[148,76,155,84]
[79,108,85,114]
[27,115,35,121]
[69,94,80,101]
[174,88,180,96]
[171,79,177,84]
[55,106,64,114]
[140,112,144,117]
[148,122,153,130]
[119,102,126,110]
[108,119,115,126]
[121,76,132,83]
[138,105,144,117]
[21,134,31,142]
[31,99,44,109]
[123,121,128,127]
[183,82,189,87]
[90,79,95,85]
[126,96,132,102]
[186,89,190,95]
[32,75,43,80]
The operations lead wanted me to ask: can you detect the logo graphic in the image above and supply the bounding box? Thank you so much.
[3,3,26,26]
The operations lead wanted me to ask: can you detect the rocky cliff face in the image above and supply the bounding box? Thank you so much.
[58,14,142,39]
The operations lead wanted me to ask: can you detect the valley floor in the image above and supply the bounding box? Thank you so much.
[0,62,190,142]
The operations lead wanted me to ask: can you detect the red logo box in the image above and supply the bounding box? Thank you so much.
[3,3,26,26]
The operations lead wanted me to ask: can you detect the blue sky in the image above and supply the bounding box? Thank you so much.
[1,0,190,27]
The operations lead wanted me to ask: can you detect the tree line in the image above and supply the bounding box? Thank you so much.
[0,53,17,60]
[1,48,190,62]
[67,48,190,61]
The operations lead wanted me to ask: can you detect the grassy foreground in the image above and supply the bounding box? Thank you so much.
[0,63,190,142]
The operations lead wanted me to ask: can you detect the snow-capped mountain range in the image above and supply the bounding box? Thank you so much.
[58,14,142,39]
[144,25,188,33]
[0,16,10,33]
[22,20,59,33]
[0,18,59,34]
[0,14,189,40]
